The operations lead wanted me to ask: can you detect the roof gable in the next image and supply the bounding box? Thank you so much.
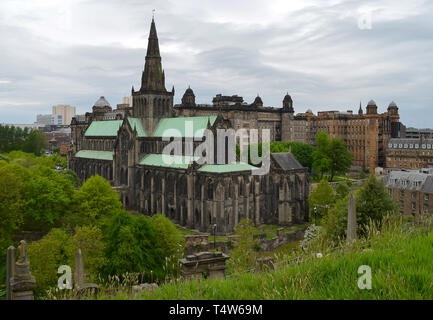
[127,118,147,137]
[271,152,303,170]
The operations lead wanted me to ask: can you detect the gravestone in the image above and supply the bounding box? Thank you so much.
[73,248,99,298]
[6,246,16,300]
[256,257,275,272]
[74,249,85,288]
[179,251,230,280]
[8,240,36,300]
[346,190,357,243]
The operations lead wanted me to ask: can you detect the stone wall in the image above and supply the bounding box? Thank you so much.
[184,228,305,255]
[256,229,305,251]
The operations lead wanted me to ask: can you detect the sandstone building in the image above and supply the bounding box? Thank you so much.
[296,101,404,170]
[386,137,433,170]
[174,90,310,144]
[68,18,309,235]
[384,168,433,217]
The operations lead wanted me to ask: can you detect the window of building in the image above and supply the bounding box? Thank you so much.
[412,192,417,199]
[412,202,416,210]
[424,204,429,213]
[400,190,404,197]
[425,194,429,201]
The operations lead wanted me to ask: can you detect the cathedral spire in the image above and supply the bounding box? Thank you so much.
[140,17,167,92]
[358,101,363,115]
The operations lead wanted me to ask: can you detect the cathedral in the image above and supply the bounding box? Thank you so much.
[68,18,310,234]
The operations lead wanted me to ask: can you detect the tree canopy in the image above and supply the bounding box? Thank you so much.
[312,131,353,181]
[0,125,47,156]
[308,179,336,222]
[66,175,123,228]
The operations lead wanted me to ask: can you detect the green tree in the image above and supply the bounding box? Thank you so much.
[0,163,31,251]
[321,195,349,244]
[356,174,399,235]
[23,166,74,231]
[151,214,185,258]
[308,179,336,222]
[335,182,350,200]
[312,131,331,179]
[58,169,81,188]
[66,175,122,228]
[71,225,106,281]
[312,131,353,181]
[327,138,353,181]
[22,129,47,156]
[270,141,315,170]
[102,211,163,281]
[28,229,75,295]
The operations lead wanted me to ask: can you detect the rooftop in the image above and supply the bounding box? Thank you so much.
[384,169,433,192]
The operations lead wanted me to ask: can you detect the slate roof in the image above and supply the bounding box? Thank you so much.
[384,169,433,192]
[94,96,111,107]
[84,120,122,137]
[271,152,304,170]
[75,150,114,161]
[152,116,217,138]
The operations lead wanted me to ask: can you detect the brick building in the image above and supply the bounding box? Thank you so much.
[296,101,404,170]
[386,137,433,170]
[384,168,433,217]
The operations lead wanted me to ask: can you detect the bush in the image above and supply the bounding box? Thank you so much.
[102,211,166,281]
[66,175,122,228]
[71,225,106,282]
[28,229,75,296]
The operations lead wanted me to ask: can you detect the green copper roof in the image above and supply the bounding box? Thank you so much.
[152,116,217,138]
[127,118,147,137]
[84,120,123,137]
[198,162,258,173]
[75,150,114,161]
[139,154,199,169]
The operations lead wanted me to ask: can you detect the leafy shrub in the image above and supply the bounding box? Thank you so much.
[66,175,122,229]
[103,211,167,282]
[28,229,75,295]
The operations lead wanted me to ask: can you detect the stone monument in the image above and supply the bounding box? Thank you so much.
[346,190,357,243]
[73,248,99,298]
[7,240,36,300]
[179,251,230,280]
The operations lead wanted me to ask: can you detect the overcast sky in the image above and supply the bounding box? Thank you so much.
[0,0,432,128]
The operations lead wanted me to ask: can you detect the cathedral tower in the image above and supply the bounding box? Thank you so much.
[132,17,174,134]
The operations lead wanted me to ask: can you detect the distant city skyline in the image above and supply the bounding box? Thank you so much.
[0,0,432,128]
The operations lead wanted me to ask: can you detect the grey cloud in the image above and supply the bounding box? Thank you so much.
[0,0,432,128]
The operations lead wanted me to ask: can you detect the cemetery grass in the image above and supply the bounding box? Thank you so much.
[123,223,433,300]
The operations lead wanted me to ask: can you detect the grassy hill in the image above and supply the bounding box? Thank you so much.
[103,218,433,300]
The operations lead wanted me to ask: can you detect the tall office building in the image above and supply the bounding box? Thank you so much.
[52,105,76,125]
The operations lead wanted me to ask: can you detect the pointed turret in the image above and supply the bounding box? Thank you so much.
[358,101,363,115]
[140,17,167,93]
